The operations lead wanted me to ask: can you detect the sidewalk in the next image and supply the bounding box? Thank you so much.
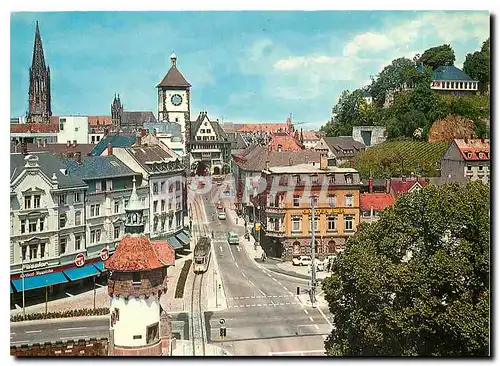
[172,340,230,356]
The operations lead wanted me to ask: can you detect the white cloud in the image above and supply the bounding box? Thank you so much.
[343,32,395,57]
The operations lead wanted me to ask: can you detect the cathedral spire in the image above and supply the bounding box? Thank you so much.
[31,21,46,71]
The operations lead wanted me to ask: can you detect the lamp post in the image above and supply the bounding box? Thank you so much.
[20,251,26,320]
[93,273,101,310]
[310,195,317,308]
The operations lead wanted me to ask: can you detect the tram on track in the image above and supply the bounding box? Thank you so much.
[193,236,212,274]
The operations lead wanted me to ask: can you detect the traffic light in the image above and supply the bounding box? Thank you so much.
[220,327,226,338]
[297,286,300,295]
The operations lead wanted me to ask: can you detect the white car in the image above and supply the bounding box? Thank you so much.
[308,259,325,272]
[292,256,312,266]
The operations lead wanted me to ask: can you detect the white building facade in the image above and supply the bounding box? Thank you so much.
[56,116,90,145]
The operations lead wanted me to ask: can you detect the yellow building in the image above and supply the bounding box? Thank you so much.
[260,156,361,260]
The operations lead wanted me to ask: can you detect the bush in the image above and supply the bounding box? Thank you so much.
[10,307,109,322]
[174,260,192,299]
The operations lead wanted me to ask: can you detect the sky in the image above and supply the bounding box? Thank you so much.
[10,10,490,129]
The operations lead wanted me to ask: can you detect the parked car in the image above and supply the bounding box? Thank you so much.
[292,256,312,266]
[218,211,226,220]
[307,258,325,272]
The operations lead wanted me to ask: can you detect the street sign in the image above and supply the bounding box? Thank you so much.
[219,318,225,325]
[100,247,109,261]
[74,253,85,267]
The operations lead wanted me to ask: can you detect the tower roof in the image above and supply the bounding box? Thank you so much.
[126,176,142,212]
[31,21,47,71]
[157,54,191,88]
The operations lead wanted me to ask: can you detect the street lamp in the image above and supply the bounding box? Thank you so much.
[20,251,26,320]
[93,272,101,310]
[310,195,317,308]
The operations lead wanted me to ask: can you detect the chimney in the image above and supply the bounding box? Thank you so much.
[320,154,328,170]
[37,138,41,148]
[72,140,77,147]
[43,139,46,147]
[67,140,71,147]
[21,141,28,155]
[350,160,355,168]
[107,143,113,156]
[136,134,141,146]
[75,151,82,165]
[266,160,270,170]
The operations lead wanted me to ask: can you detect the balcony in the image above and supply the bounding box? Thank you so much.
[265,228,286,237]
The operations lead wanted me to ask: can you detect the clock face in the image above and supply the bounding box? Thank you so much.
[171,94,183,106]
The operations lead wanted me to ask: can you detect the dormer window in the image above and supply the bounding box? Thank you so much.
[277,144,283,152]
[345,174,353,184]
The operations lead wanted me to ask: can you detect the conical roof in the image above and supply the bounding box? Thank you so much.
[157,55,191,88]
[126,176,142,211]
[31,21,47,71]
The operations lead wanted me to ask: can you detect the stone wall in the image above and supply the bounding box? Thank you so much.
[11,338,108,357]
[108,268,167,298]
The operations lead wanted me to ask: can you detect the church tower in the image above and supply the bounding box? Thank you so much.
[111,94,124,132]
[27,21,52,123]
[156,53,191,143]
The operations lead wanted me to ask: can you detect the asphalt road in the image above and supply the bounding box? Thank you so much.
[201,194,332,356]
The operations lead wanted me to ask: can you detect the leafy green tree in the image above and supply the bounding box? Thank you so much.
[321,89,366,137]
[323,182,490,356]
[369,58,415,107]
[418,44,456,69]
[463,38,490,94]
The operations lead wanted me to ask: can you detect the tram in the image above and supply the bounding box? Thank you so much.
[193,236,212,274]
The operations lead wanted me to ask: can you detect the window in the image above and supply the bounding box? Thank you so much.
[345,194,353,207]
[329,175,335,184]
[327,215,337,231]
[114,200,120,214]
[467,165,472,171]
[291,216,301,232]
[34,195,41,208]
[478,165,484,171]
[20,219,26,234]
[59,238,67,254]
[344,215,354,231]
[176,198,181,210]
[293,241,301,255]
[160,181,166,193]
[345,174,353,184]
[30,245,37,260]
[75,235,81,250]
[153,200,158,213]
[295,175,301,184]
[269,195,275,207]
[74,192,81,203]
[146,323,159,344]
[328,195,336,208]
[21,245,27,261]
[59,195,66,205]
[132,272,141,284]
[309,216,319,232]
[39,219,44,231]
[311,197,318,207]
[25,196,31,210]
[90,204,100,217]
[293,196,300,207]
[59,214,67,228]
[40,243,45,258]
[168,200,172,210]
[168,184,173,193]
[60,122,64,131]
[114,226,120,239]
[28,220,37,233]
[311,175,319,185]
[153,182,159,195]
[161,200,165,212]
[73,210,81,225]
[176,181,181,191]
[125,199,129,208]
[90,229,101,244]
[206,129,212,134]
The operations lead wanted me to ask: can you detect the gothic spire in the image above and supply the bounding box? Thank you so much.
[31,21,46,71]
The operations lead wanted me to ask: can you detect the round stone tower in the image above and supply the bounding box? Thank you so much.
[104,177,170,356]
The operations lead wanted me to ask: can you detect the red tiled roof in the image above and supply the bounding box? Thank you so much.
[105,235,164,271]
[10,142,95,156]
[454,139,490,161]
[270,133,303,151]
[390,179,429,196]
[360,193,394,211]
[150,241,175,266]
[88,116,112,126]
[237,123,287,133]
[301,131,319,140]
[11,123,60,133]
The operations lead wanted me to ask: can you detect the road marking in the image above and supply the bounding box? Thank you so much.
[65,292,74,297]
[219,245,223,252]
[237,246,241,252]
[282,286,288,290]
[10,333,15,335]
[309,316,314,322]
[304,309,309,315]
[279,303,284,306]
[248,281,254,286]
[272,295,277,298]
[263,304,268,306]
[250,296,255,299]
[257,304,262,307]
[241,272,247,278]
[288,291,294,296]
[25,330,41,334]
[234,262,239,268]
[272,278,278,282]
[251,304,256,307]
[58,327,87,331]
[314,324,320,330]
[11,340,30,344]
[60,335,87,340]
[298,324,316,327]
[266,273,272,277]
[268,349,325,356]
[316,305,334,328]
[245,304,250,307]
[259,289,266,296]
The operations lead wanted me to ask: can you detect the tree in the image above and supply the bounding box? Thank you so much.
[463,38,490,94]
[369,58,415,107]
[321,89,366,137]
[418,44,456,69]
[323,182,490,356]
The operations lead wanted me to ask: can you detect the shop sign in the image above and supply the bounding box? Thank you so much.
[21,268,55,278]
[22,261,49,271]
[100,247,109,261]
[302,208,345,215]
[74,253,85,267]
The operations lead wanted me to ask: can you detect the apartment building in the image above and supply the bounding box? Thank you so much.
[440,138,490,184]
[259,155,362,260]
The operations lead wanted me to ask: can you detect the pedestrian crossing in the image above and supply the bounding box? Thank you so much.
[228,294,296,300]
[228,302,300,309]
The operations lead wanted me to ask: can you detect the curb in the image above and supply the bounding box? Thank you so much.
[10,314,109,326]
[265,266,327,282]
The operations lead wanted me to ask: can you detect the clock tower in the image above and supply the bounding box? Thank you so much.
[125,176,144,235]
[156,53,192,143]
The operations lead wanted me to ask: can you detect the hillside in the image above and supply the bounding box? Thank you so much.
[349,139,449,179]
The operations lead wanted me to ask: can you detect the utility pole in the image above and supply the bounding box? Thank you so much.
[310,195,317,308]
[20,251,26,320]
[253,186,257,245]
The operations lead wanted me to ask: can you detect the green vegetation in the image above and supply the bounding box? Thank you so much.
[323,181,490,356]
[345,139,449,179]
[320,40,490,141]
[10,308,109,322]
